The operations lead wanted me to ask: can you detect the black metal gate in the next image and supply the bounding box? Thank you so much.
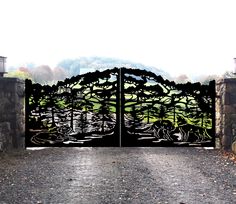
[25,67,215,147]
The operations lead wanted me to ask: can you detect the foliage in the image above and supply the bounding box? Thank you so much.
[174,74,191,83]
[53,67,68,81]
[31,65,54,84]
[7,65,68,84]
[194,74,219,85]
[6,69,32,80]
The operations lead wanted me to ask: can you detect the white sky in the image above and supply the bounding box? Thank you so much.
[1,0,236,77]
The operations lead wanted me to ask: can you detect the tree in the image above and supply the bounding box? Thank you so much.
[76,111,89,134]
[194,74,219,85]
[31,65,54,84]
[127,106,143,133]
[42,85,60,127]
[97,103,113,133]
[6,69,32,80]
[175,74,191,84]
[53,67,68,81]
[57,59,81,77]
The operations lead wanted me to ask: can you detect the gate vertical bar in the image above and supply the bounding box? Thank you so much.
[119,68,122,147]
[211,80,216,148]
[116,68,121,147]
[25,79,30,148]
[116,68,125,147]
[120,68,125,147]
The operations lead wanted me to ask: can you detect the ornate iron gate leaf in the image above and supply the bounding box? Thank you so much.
[25,67,215,147]
[25,68,120,147]
[120,68,215,147]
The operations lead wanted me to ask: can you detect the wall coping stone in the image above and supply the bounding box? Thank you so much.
[217,78,236,84]
[0,77,24,83]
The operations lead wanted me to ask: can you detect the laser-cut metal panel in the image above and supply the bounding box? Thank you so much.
[121,68,215,147]
[25,68,120,147]
[25,67,215,147]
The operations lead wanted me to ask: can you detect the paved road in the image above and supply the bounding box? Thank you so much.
[0,147,235,204]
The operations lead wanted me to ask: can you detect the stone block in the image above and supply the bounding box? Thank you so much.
[215,111,221,117]
[0,78,25,152]
[0,122,12,151]
[215,120,220,127]
[226,81,236,92]
[223,105,236,114]
[232,141,236,154]
[230,114,236,121]
[224,92,231,105]
[222,134,232,150]
[215,127,222,136]
[215,138,221,149]
[229,93,236,104]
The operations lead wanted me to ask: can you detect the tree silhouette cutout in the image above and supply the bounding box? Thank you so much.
[76,111,89,134]
[97,102,114,133]
[26,67,215,147]
[127,106,143,134]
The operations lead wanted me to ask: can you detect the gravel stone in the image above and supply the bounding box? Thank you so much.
[0,147,235,204]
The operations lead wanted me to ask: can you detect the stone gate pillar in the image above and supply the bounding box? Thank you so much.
[0,78,25,151]
[216,78,236,150]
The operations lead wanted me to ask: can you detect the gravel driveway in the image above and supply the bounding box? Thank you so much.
[0,147,235,204]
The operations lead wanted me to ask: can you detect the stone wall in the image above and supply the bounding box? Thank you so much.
[216,78,236,150]
[0,78,25,151]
